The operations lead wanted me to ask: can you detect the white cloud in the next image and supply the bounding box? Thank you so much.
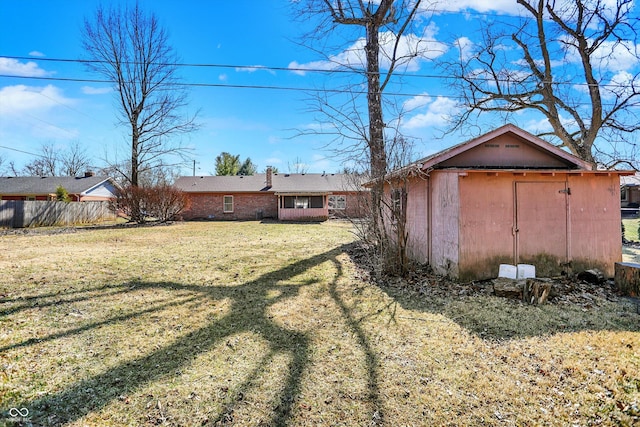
[289,24,448,75]
[0,57,51,77]
[236,65,276,75]
[455,37,474,61]
[0,85,79,141]
[403,93,432,111]
[595,40,640,72]
[429,0,525,14]
[602,70,639,99]
[81,86,111,95]
[28,51,45,57]
[218,73,228,82]
[0,84,74,116]
[523,113,577,135]
[402,96,458,129]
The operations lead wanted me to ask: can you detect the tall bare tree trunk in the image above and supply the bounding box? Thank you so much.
[365,18,388,239]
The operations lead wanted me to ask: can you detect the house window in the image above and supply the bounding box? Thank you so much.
[283,196,295,209]
[328,195,346,210]
[295,196,309,209]
[281,195,324,209]
[621,187,629,202]
[223,195,233,213]
[310,196,324,208]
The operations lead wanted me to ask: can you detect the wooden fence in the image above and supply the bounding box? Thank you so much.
[0,200,117,228]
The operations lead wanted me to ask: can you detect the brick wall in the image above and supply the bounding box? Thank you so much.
[183,192,278,220]
[183,191,368,221]
[329,191,368,219]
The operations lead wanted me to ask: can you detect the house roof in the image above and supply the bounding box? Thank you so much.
[0,175,117,196]
[416,124,594,171]
[621,173,640,187]
[175,172,363,194]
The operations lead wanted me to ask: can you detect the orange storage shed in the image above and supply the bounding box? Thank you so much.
[389,124,633,281]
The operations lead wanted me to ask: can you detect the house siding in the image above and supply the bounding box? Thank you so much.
[183,191,365,221]
[184,193,277,220]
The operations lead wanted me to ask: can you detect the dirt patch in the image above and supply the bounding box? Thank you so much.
[0,221,175,236]
[347,242,631,309]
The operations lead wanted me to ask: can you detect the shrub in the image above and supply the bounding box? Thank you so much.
[145,184,190,222]
[55,185,71,202]
[114,185,189,224]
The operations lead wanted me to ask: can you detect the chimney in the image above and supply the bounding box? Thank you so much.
[266,166,272,188]
[84,171,95,177]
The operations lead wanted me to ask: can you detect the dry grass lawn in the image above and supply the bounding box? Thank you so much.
[0,221,639,426]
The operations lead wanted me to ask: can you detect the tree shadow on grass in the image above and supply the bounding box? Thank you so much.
[2,244,383,426]
[0,282,132,317]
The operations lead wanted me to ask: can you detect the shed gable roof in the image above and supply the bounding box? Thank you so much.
[419,124,593,171]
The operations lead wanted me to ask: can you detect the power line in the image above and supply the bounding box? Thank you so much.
[0,73,455,99]
[0,144,42,157]
[2,72,636,109]
[2,55,633,91]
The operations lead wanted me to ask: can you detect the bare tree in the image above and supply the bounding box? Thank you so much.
[287,156,310,174]
[294,0,431,256]
[444,0,640,169]
[0,154,5,175]
[60,141,92,176]
[22,142,59,176]
[82,2,198,187]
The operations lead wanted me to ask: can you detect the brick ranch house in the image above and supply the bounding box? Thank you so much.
[0,173,119,202]
[174,168,367,221]
[380,124,634,281]
[621,173,640,217]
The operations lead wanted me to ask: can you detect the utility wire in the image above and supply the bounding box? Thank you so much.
[0,73,455,99]
[1,55,632,90]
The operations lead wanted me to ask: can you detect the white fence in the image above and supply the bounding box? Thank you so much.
[0,200,116,228]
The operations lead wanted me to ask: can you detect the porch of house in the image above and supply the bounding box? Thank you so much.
[276,193,329,221]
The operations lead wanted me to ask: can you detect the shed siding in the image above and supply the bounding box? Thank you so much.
[457,173,515,280]
[405,177,429,263]
[438,133,570,169]
[430,172,460,276]
[567,174,622,276]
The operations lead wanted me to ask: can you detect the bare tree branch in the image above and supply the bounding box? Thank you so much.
[443,0,640,169]
[82,1,198,187]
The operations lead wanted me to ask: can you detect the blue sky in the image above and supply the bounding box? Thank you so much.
[1,1,637,176]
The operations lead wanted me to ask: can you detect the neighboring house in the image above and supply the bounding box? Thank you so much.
[621,173,640,217]
[0,173,119,202]
[381,123,633,281]
[174,168,366,221]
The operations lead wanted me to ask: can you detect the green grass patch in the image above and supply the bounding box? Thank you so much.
[0,221,638,426]
[623,218,640,242]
